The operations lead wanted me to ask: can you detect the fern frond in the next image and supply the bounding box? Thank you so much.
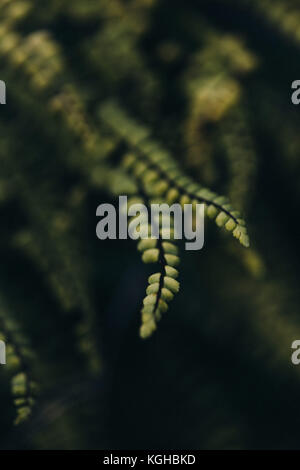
[0,301,37,425]
[124,194,180,338]
[140,258,180,339]
[99,100,250,247]
[137,227,180,339]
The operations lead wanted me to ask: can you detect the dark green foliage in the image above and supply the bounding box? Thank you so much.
[0,0,300,451]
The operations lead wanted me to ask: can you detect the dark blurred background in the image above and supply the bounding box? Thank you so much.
[1,0,300,450]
